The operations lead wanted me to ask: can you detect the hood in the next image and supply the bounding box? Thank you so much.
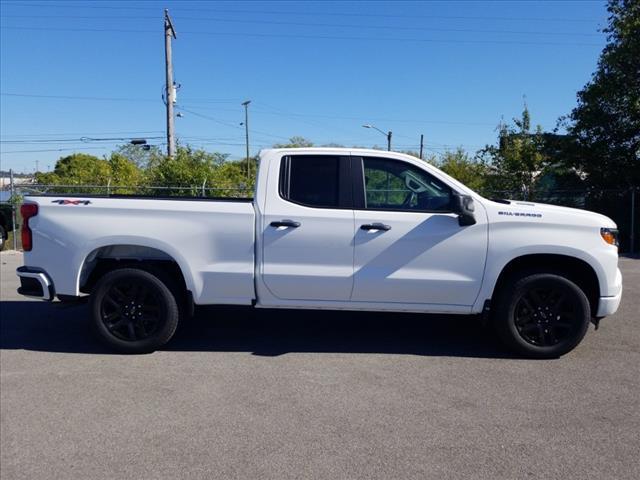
[490,199,617,228]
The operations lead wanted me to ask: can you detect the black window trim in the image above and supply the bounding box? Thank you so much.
[351,156,456,214]
[278,155,353,210]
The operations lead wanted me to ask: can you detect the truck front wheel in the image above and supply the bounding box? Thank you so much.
[89,268,180,354]
[493,273,591,358]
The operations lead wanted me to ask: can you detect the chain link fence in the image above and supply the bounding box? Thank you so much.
[2,179,638,253]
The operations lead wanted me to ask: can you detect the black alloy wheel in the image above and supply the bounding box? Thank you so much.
[493,272,591,358]
[101,279,162,342]
[90,268,179,353]
[513,286,578,347]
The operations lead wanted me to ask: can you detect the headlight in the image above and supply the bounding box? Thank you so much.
[600,227,619,247]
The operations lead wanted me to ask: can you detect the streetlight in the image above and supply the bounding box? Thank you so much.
[362,124,392,151]
[241,100,251,184]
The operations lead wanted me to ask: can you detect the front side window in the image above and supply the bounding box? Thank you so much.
[280,155,341,208]
[362,157,452,211]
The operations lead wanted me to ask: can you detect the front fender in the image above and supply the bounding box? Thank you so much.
[472,244,611,313]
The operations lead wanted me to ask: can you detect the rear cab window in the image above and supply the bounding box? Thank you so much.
[279,155,351,208]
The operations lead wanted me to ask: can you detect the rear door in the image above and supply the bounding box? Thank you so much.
[261,154,355,301]
[351,156,488,307]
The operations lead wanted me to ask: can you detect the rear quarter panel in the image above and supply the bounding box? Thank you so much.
[23,197,256,304]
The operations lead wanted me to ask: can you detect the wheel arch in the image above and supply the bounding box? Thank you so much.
[76,241,195,298]
[490,253,600,314]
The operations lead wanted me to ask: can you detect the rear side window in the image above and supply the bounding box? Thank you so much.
[280,155,348,208]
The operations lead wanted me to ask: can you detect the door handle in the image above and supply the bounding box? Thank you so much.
[360,223,391,231]
[270,220,301,228]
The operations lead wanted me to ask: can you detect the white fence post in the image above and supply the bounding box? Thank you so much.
[10,169,17,251]
[631,186,636,254]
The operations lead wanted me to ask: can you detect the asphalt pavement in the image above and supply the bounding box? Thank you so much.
[1,251,638,480]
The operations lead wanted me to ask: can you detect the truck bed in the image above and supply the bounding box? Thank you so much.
[21,192,254,202]
[22,195,257,305]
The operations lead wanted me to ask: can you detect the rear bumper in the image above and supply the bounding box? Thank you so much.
[16,266,55,301]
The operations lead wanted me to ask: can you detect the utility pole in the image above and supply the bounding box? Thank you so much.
[35,160,39,172]
[386,131,392,151]
[419,134,424,159]
[241,100,251,184]
[164,9,177,158]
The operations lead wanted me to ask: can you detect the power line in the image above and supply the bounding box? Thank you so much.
[1,130,164,138]
[175,106,244,130]
[0,146,114,154]
[249,105,500,127]
[0,92,159,102]
[0,136,164,144]
[175,106,290,141]
[1,92,241,103]
[0,14,603,37]
[174,16,604,37]
[175,7,604,24]
[178,101,363,138]
[0,139,487,154]
[1,2,602,23]
[0,26,603,47]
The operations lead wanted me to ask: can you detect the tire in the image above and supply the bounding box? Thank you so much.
[89,268,180,354]
[493,272,591,359]
[0,225,6,251]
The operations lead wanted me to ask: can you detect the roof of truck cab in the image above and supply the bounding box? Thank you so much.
[258,147,478,198]
[259,147,421,160]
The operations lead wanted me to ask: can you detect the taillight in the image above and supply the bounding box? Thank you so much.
[20,203,38,251]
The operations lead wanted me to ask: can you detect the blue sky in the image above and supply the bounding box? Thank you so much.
[1,0,608,173]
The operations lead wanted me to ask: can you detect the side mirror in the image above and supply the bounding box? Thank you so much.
[451,194,476,226]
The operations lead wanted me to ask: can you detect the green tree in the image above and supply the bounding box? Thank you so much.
[478,106,549,197]
[211,156,258,197]
[113,143,164,169]
[145,146,255,196]
[107,153,145,192]
[35,153,142,193]
[35,153,110,185]
[146,146,225,194]
[563,0,640,187]
[273,136,314,148]
[437,148,488,192]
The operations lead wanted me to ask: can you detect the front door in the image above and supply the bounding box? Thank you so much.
[351,156,488,307]
[261,154,355,301]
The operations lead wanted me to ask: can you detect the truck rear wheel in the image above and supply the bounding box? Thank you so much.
[89,268,179,354]
[493,272,591,358]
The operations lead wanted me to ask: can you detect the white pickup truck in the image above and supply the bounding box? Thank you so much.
[16,148,622,357]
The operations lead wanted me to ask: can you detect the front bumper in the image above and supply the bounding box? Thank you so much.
[16,266,55,301]
[596,292,622,317]
[596,266,622,317]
